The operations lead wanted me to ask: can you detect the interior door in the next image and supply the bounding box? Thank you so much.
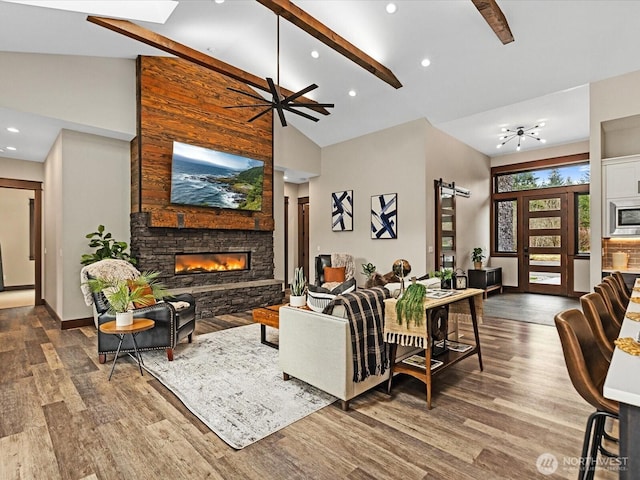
[523,193,568,295]
[297,197,310,281]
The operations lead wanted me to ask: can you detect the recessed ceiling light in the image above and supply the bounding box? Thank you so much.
[386,3,397,14]
[420,58,431,68]
[283,175,288,180]
[214,0,225,4]
[348,90,357,97]
[6,146,17,151]
[7,127,20,133]
[311,50,319,59]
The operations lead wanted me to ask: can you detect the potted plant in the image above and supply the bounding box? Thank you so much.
[290,267,307,307]
[85,271,167,327]
[472,247,485,270]
[361,262,377,278]
[81,224,136,266]
[439,268,454,289]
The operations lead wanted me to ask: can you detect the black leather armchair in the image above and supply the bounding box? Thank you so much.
[315,254,332,286]
[94,288,196,363]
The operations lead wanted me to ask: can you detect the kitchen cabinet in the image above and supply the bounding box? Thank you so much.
[603,155,640,200]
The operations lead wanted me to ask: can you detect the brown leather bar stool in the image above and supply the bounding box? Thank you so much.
[603,275,629,307]
[580,292,621,361]
[612,271,632,299]
[554,309,619,480]
[594,282,626,326]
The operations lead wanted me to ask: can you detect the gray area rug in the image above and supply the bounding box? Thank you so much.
[142,323,336,449]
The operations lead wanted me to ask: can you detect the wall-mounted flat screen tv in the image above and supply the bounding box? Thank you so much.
[170,141,264,212]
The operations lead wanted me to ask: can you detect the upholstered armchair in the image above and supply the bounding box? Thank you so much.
[80,259,196,363]
[314,253,355,287]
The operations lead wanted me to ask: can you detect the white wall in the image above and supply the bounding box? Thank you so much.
[0,188,34,286]
[0,157,44,182]
[0,52,135,136]
[273,169,285,285]
[311,119,490,286]
[274,123,321,177]
[44,130,131,322]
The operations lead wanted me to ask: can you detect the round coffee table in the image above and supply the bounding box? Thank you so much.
[99,318,155,380]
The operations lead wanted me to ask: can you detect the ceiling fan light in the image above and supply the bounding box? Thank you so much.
[516,145,521,151]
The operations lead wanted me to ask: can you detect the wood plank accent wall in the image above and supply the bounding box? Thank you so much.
[132,56,274,231]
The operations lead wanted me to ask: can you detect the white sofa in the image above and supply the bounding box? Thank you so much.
[279,304,418,410]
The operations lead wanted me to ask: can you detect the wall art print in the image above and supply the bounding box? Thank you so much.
[371,193,397,239]
[331,190,353,231]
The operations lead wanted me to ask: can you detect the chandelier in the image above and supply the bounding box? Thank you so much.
[496,123,546,151]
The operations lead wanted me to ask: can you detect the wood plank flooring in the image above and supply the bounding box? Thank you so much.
[0,301,618,480]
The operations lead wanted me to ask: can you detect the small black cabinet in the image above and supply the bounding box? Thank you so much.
[468,267,503,298]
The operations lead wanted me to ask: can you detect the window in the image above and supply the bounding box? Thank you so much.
[495,199,517,253]
[496,163,590,193]
[576,192,590,254]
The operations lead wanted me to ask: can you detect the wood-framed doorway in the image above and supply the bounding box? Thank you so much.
[522,192,568,296]
[0,177,43,305]
[297,196,310,281]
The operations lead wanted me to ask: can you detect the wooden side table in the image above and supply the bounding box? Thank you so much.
[252,304,285,348]
[99,318,155,380]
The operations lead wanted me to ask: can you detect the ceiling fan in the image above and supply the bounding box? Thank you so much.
[224,15,334,127]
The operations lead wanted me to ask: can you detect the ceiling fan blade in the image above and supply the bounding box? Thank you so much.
[247,107,275,123]
[283,84,318,103]
[282,105,319,122]
[226,87,269,103]
[290,102,335,109]
[256,0,402,89]
[224,104,274,109]
[471,0,514,45]
[86,16,330,115]
[266,78,283,103]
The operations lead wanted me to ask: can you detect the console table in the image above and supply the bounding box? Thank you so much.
[468,267,502,298]
[385,288,484,409]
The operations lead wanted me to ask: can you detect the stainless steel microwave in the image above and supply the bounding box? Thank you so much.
[610,199,640,236]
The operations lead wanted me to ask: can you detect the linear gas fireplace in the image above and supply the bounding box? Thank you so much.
[175,252,250,275]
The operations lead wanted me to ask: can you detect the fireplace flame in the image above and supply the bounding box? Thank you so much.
[175,253,249,274]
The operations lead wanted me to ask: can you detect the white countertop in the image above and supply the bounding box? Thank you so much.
[603,280,640,407]
[602,267,640,275]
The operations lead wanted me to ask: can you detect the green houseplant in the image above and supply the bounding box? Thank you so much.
[290,267,307,307]
[472,247,485,269]
[395,282,426,327]
[81,224,136,266]
[85,271,167,326]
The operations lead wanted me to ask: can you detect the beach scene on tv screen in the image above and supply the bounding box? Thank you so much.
[170,141,264,211]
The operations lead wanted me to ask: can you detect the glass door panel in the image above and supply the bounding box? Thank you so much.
[523,193,567,295]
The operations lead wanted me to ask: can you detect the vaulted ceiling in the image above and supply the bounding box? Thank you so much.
[2,0,640,163]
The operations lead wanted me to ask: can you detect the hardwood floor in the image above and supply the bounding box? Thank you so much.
[0,300,618,480]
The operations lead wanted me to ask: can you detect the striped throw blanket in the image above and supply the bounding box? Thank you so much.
[323,287,390,382]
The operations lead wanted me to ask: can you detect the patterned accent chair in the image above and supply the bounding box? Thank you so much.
[81,259,196,363]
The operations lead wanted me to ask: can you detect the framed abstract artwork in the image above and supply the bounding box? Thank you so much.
[331,190,353,231]
[371,193,397,239]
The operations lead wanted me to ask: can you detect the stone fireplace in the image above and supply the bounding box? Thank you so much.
[130,212,283,319]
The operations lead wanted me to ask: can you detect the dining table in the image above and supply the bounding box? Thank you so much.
[603,278,640,480]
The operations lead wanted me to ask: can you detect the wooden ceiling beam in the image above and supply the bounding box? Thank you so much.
[256,0,402,89]
[86,16,330,115]
[471,0,514,45]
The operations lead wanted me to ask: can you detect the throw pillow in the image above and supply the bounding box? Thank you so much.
[127,280,156,309]
[330,277,356,295]
[324,266,346,283]
[308,284,331,294]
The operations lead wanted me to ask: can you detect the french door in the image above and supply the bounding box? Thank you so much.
[522,193,568,295]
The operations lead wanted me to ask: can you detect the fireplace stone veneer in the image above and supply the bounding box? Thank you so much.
[130,213,283,319]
